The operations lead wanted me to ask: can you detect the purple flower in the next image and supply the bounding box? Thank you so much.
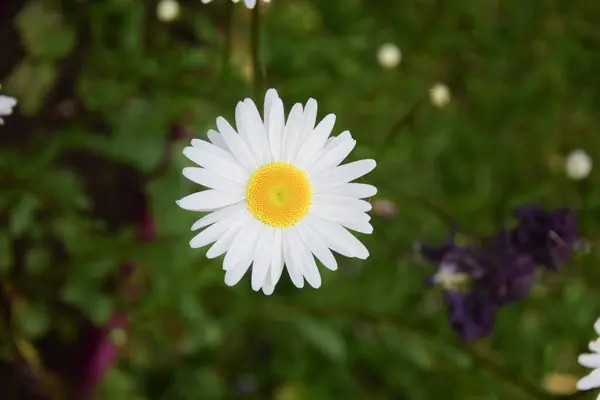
[424,243,498,341]
[509,205,577,269]
[419,232,536,342]
[444,289,496,342]
[487,233,537,304]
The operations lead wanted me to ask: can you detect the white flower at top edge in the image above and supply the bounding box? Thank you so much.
[201,0,258,9]
[0,93,17,125]
[177,89,377,295]
[157,0,180,22]
[577,318,600,398]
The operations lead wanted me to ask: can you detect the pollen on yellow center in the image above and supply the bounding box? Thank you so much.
[246,162,312,228]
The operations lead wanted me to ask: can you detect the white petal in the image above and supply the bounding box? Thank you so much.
[299,98,318,139]
[282,229,304,288]
[261,275,275,295]
[184,141,248,183]
[267,97,285,161]
[295,114,336,168]
[313,159,376,189]
[281,103,304,162]
[296,220,338,271]
[262,280,275,296]
[590,340,600,353]
[323,130,352,148]
[216,116,257,171]
[234,102,266,166]
[270,228,284,284]
[341,219,374,234]
[309,202,371,224]
[291,227,322,288]
[303,214,369,259]
[224,253,254,287]
[579,354,600,369]
[207,129,228,150]
[595,318,600,336]
[243,98,271,165]
[577,370,600,391]
[251,226,273,291]
[191,203,245,231]
[313,194,372,212]
[206,212,251,259]
[310,134,356,173]
[176,190,243,211]
[223,218,262,271]
[244,0,257,8]
[263,89,279,125]
[182,167,245,193]
[318,183,378,198]
[189,207,244,248]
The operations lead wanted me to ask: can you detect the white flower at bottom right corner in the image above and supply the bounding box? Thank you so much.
[577,318,600,399]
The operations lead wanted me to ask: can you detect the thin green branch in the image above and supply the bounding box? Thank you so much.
[250,0,262,98]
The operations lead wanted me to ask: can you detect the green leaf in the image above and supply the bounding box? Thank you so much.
[377,326,434,370]
[16,2,75,60]
[4,60,57,115]
[292,316,346,362]
[97,368,138,400]
[61,284,113,325]
[14,300,50,339]
[26,247,51,275]
[9,195,39,235]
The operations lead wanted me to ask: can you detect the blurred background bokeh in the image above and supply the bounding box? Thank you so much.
[1,0,600,398]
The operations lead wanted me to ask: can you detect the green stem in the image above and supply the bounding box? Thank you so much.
[220,0,234,78]
[250,0,262,98]
[376,96,426,158]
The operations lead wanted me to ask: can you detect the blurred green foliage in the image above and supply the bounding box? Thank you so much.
[1,0,600,399]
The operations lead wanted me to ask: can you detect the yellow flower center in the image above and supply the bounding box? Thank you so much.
[246,162,312,228]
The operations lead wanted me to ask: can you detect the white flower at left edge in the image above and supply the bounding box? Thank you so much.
[0,94,17,125]
[201,0,258,9]
[577,318,600,399]
[177,89,377,295]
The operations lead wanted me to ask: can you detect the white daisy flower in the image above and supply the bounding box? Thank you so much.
[577,318,600,398]
[177,89,377,295]
[0,94,17,125]
[201,0,258,9]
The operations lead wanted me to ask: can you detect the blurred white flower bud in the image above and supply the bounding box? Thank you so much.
[377,43,402,69]
[565,149,592,180]
[429,83,451,107]
[157,0,180,22]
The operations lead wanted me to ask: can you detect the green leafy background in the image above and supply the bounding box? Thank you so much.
[1,0,599,398]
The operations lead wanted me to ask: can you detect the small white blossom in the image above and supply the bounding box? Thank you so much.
[429,83,451,108]
[201,0,258,8]
[577,318,600,397]
[565,149,592,180]
[376,43,402,69]
[0,94,17,125]
[157,0,180,22]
